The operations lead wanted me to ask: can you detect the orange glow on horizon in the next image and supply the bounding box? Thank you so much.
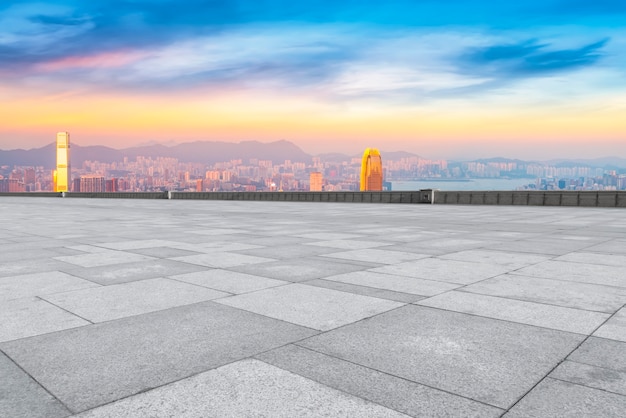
[1,88,624,156]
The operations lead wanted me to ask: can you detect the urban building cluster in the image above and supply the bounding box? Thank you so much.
[1,133,625,192]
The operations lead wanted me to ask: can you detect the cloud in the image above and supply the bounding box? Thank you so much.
[462,38,609,76]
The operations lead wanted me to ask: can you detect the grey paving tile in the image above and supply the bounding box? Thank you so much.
[0,297,89,343]
[75,359,409,418]
[304,239,394,250]
[42,278,229,322]
[584,239,626,255]
[504,378,626,417]
[0,271,99,301]
[53,251,156,268]
[512,260,626,288]
[324,271,460,296]
[550,360,626,396]
[439,249,551,269]
[257,344,503,417]
[305,279,426,303]
[297,232,365,240]
[371,258,511,285]
[171,269,288,294]
[233,244,339,260]
[594,308,626,342]
[0,258,77,278]
[244,235,316,246]
[187,228,247,235]
[0,248,60,263]
[462,274,626,313]
[483,238,593,256]
[0,301,316,413]
[60,259,207,285]
[321,249,429,264]
[0,352,71,418]
[172,252,275,268]
[556,251,626,267]
[418,291,610,334]
[217,283,403,331]
[184,241,263,253]
[127,246,202,258]
[66,245,111,253]
[229,257,371,281]
[299,305,584,409]
[386,238,493,256]
[568,337,626,372]
[95,239,178,250]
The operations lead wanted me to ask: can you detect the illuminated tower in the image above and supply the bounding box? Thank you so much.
[309,172,323,191]
[360,148,383,191]
[54,132,71,192]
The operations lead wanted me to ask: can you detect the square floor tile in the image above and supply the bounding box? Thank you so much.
[462,274,626,313]
[504,378,626,417]
[216,283,403,331]
[257,345,503,418]
[172,252,275,268]
[0,271,99,301]
[418,291,609,334]
[54,251,156,268]
[567,337,626,372]
[305,279,426,303]
[229,258,371,282]
[43,278,229,322]
[299,305,583,409]
[127,246,202,258]
[550,360,626,395]
[321,249,429,264]
[171,269,288,294]
[234,244,339,260]
[512,260,626,288]
[439,250,550,269]
[0,352,70,418]
[304,240,394,250]
[371,258,511,285]
[0,302,316,413]
[0,297,89,342]
[593,308,626,342]
[324,271,460,296]
[61,259,208,285]
[74,360,407,418]
[556,252,626,267]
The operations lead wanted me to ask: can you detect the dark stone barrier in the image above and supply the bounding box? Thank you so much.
[1,190,624,207]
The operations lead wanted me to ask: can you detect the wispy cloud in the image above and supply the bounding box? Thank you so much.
[462,38,609,76]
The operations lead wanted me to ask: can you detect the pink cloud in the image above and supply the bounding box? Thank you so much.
[36,50,147,71]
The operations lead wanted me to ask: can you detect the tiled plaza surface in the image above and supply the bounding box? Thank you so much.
[1,197,625,417]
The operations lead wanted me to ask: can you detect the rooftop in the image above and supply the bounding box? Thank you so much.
[1,197,625,417]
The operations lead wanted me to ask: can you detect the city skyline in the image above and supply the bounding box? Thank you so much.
[1,1,625,160]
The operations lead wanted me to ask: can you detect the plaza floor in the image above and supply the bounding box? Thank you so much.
[0,197,625,417]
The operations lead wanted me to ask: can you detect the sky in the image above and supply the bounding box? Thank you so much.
[1,0,625,160]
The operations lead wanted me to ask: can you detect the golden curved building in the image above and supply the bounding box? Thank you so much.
[360,148,383,191]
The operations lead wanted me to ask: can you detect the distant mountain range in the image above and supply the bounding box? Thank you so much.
[0,140,624,169]
[0,140,311,168]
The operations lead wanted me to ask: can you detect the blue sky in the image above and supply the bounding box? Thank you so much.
[1,0,625,158]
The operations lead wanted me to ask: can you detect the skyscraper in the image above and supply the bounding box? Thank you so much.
[309,172,323,191]
[360,148,383,191]
[79,175,105,192]
[54,132,71,192]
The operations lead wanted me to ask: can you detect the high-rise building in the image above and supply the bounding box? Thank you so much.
[309,172,323,191]
[79,175,105,192]
[54,132,71,192]
[360,148,383,191]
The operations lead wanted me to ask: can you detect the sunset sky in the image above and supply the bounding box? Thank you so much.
[1,0,625,159]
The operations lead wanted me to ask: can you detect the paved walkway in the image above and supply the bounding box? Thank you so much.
[1,197,625,417]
